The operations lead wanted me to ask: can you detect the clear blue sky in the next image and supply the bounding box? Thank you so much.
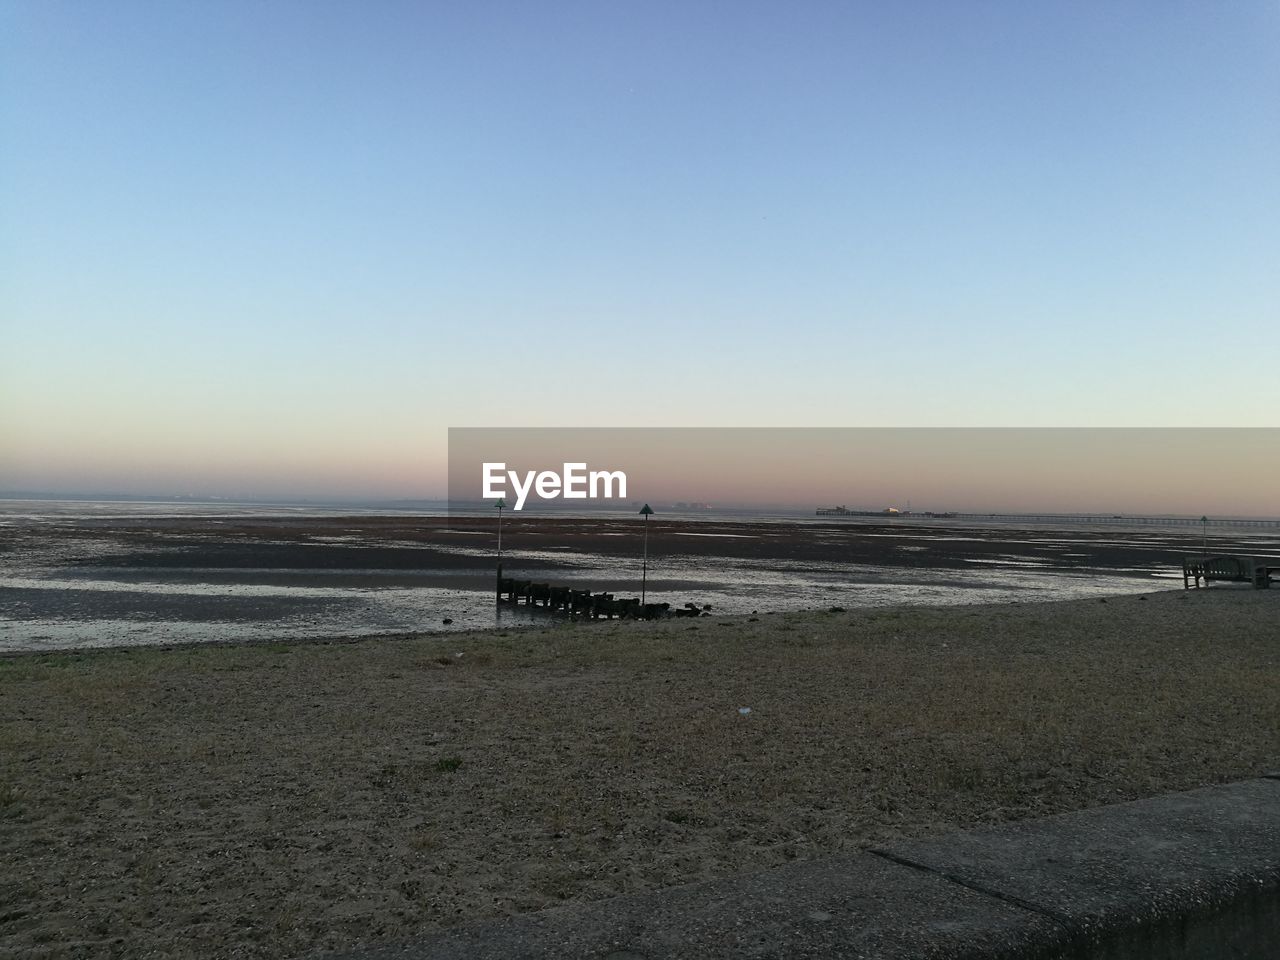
[2,2,1277,497]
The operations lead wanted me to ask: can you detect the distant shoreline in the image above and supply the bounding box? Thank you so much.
[4,496,1278,525]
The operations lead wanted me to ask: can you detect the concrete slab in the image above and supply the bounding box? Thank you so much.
[325,852,1064,960]
[323,779,1280,960]
[878,777,1280,956]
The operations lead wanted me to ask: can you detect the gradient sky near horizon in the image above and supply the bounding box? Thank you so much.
[2,2,1278,501]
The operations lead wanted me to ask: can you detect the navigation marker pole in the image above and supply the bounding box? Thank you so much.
[495,497,506,599]
[640,503,654,605]
[1201,515,1208,557]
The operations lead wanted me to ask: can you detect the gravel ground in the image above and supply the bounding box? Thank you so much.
[1,588,1277,958]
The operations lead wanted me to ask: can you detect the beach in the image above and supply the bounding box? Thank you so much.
[9,2,1280,955]
[2,588,1276,958]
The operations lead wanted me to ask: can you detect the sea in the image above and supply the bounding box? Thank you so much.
[2,499,1276,653]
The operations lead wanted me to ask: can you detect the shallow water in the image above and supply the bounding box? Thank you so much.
[2,500,1274,652]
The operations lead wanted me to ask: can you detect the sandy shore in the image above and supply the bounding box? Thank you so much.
[1,589,1277,958]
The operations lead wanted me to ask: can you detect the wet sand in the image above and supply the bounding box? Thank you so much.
[5,511,1277,651]
[1,589,1276,958]
[8,511,1273,575]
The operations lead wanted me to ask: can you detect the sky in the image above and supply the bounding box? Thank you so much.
[448,428,1280,515]
[2,2,1278,501]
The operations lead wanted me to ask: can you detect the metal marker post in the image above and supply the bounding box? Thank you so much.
[495,498,506,601]
[1201,516,1207,557]
[640,503,654,604]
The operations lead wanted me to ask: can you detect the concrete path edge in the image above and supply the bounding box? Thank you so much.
[321,777,1280,960]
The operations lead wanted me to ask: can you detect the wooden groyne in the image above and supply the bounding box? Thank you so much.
[1183,555,1277,589]
[495,565,706,620]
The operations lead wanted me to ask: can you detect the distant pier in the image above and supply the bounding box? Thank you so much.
[815,508,1280,529]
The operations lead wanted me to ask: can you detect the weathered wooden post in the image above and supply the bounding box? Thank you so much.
[639,503,653,605]
[496,497,506,561]
[495,497,506,603]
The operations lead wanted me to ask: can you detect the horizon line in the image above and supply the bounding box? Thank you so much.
[2,492,1277,523]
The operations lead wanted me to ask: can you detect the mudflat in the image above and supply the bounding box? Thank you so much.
[1,589,1277,958]
[6,512,1267,576]
[8,511,1276,649]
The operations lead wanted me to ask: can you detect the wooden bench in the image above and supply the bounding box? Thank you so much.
[1183,555,1276,589]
